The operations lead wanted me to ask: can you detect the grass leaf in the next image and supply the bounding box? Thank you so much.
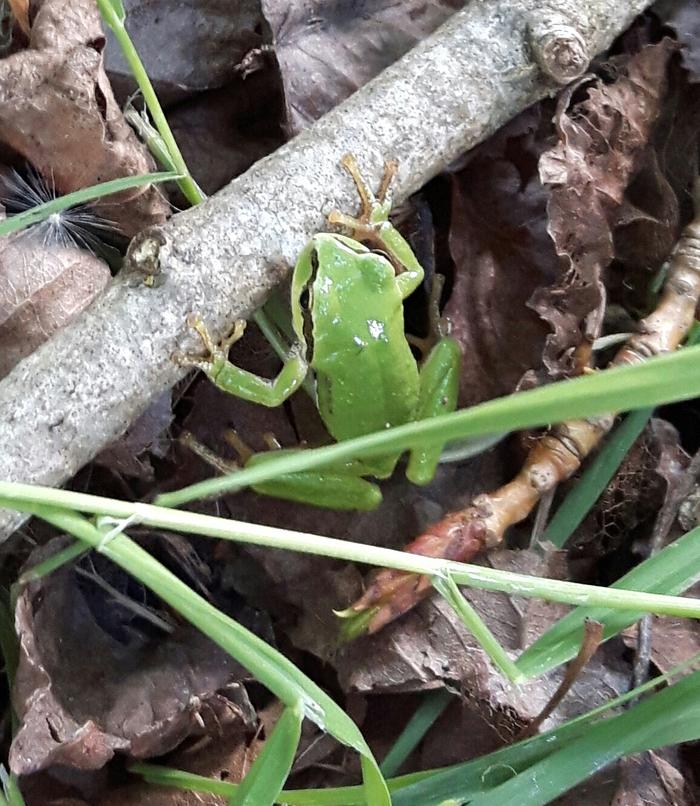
[0,171,180,239]
[230,704,303,806]
[20,504,389,805]
[380,689,454,778]
[543,408,652,548]
[156,344,700,508]
[515,525,700,678]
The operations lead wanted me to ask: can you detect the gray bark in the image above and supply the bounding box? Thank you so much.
[0,0,652,541]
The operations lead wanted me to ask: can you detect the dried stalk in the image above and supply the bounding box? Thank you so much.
[0,0,652,543]
[349,181,700,634]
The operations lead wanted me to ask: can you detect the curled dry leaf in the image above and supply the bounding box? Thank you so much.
[533,38,675,373]
[0,233,111,378]
[0,0,169,236]
[261,0,464,133]
[10,536,254,776]
[104,0,265,103]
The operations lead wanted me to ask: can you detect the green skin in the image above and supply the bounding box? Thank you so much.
[190,171,461,510]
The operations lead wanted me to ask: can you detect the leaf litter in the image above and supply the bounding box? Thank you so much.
[3,2,700,804]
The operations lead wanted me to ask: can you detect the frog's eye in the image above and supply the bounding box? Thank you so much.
[299,287,312,311]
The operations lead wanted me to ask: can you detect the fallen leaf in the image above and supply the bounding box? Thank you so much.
[0,0,170,236]
[94,390,173,480]
[261,0,464,133]
[613,749,690,806]
[0,231,111,378]
[533,38,675,373]
[336,548,629,748]
[168,71,285,197]
[666,0,700,83]
[104,0,265,103]
[10,535,255,775]
[444,107,558,406]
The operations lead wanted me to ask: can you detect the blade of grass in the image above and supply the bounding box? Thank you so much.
[230,704,303,806]
[155,343,700,508]
[17,503,389,805]
[0,769,24,806]
[0,171,180,239]
[2,484,700,620]
[380,689,454,778]
[132,652,700,806]
[543,321,700,549]
[468,667,700,806]
[543,408,652,548]
[17,540,88,585]
[515,525,700,679]
[433,575,524,683]
[96,0,204,206]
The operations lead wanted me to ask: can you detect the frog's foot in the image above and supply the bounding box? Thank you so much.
[328,154,398,239]
[179,430,241,474]
[174,314,246,372]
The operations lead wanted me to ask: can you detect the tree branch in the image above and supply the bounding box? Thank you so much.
[0,0,652,541]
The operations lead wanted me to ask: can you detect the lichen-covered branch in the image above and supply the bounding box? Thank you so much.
[348,182,700,633]
[0,0,652,542]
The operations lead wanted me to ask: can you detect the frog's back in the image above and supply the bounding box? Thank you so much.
[308,236,419,442]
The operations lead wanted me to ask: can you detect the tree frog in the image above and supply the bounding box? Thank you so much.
[178,155,461,510]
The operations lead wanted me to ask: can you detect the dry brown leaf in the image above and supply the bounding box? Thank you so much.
[261,0,464,133]
[168,73,285,197]
[533,38,675,373]
[336,548,629,743]
[0,0,169,236]
[0,233,111,378]
[104,0,264,103]
[10,535,255,775]
[443,107,557,407]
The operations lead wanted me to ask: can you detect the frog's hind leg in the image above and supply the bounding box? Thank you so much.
[406,337,461,485]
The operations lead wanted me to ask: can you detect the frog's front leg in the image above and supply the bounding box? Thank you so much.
[175,314,308,407]
[406,337,461,485]
[328,154,424,292]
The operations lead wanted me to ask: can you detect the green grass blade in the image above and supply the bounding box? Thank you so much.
[17,540,89,584]
[155,344,700,508]
[469,668,700,806]
[98,0,125,22]
[133,654,700,805]
[433,575,524,683]
[543,323,700,549]
[516,525,700,679]
[0,171,179,239]
[543,408,652,548]
[380,689,454,778]
[22,505,389,805]
[230,704,303,806]
[96,0,204,206]
[3,484,700,621]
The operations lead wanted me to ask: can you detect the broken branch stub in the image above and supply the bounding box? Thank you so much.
[0,0,652,541]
